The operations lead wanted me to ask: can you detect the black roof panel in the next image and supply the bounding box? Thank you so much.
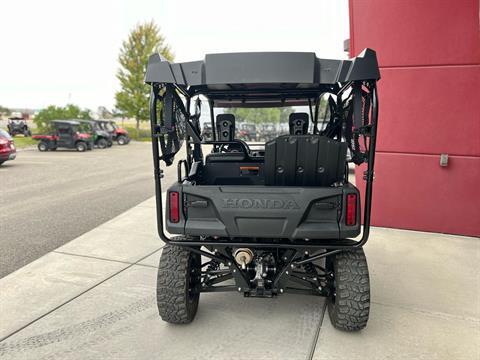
[145,48,380,88]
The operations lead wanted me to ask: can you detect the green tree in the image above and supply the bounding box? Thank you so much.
[115,21,173,131]
[0,105,11,116]
[228,107,292,125]
[34,104,91,130]
[229,99,328,128]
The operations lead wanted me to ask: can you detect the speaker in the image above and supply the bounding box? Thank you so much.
[216,114,236,141]
[289,113,309,135]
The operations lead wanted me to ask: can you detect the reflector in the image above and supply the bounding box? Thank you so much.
[169,191,180,223]
[346,193,357,226]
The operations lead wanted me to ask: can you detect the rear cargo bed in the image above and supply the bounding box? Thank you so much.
[166,183,360,240]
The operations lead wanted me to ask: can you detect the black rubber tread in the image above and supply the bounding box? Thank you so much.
[96,138,108,149]
[38,142,48,151]
[157,240,200,324]
[117,136,126,145]
[76,142,87,152]
[327,248,370,331]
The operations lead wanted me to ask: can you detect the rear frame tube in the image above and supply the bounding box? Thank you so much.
[149,82,379,250]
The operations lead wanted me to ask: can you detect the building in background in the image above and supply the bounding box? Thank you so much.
[350,0,479,237]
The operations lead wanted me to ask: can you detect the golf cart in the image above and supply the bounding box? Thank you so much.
[77,120,113,148]
[32,120,94,151]
[96,120,130,145]
[7,117,31,137]
[146,49,380,331]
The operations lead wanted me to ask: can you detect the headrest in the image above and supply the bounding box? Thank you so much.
[288,113,309,135]
[216,114,236,141]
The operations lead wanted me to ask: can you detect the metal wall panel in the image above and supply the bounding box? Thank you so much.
[377,66,480,156]
[350,0,480,236]
[357,153,480,237]
[350,0,480,67]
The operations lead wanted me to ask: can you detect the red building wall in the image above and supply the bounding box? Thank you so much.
[350,0,480,237]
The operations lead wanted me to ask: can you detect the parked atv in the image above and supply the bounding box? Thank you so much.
[145,49,380,331]
[96,120,130,145]
[201,122,213,140]
[77,120,112,149]
[7,117,31,137]
[110,121,130,145]
[237,122,257,142]
[32,120,94,152]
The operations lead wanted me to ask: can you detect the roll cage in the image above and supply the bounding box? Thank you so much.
[146,49,380,263]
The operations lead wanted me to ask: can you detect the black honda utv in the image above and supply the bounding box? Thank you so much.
[145,49,380,331]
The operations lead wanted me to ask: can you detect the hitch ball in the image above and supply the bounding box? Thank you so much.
[233,248,254,270]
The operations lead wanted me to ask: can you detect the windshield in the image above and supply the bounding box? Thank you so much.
[78,123,92,133]
[105,123,115,131]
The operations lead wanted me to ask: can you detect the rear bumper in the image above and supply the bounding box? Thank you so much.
[166,184,361,240]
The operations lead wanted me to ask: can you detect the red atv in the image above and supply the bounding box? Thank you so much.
[96,120,130,145]
[32,120,94,152]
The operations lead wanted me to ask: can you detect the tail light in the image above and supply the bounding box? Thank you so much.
[169,191,180,223]
[346,193,357,226]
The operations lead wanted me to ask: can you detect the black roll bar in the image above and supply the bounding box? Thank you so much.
[149,81,379,250]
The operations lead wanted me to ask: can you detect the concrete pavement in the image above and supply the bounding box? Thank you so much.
[0,196,478,359]
[0,142,178,278]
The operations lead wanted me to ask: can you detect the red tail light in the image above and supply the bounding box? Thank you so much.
[346,193,357,226]
[169,191,180,223]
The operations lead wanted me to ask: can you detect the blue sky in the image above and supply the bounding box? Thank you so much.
[0,0,348,110]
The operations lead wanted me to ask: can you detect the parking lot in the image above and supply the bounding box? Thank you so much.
[0,142,176,278]
[0,195,478,359]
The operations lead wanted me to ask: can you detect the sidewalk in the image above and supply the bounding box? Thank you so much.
[0,197,478,359]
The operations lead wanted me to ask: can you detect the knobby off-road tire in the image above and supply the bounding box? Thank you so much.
[76,141,87,152]
[38,142,48,151]
[327,248,370,331]
[96,138,108,149]
[117,135,126,145]
[157,242,201,324]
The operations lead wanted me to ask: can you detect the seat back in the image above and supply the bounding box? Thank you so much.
[264,135,347,186]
